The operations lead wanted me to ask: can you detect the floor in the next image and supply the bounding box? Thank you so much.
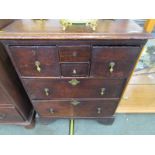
[0,114,155,135]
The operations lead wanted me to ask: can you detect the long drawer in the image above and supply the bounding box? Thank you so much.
[23,78,125,100]
[33,99,119,118]
[0,106,24,123]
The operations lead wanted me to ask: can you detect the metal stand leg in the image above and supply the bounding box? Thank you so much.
[69,119,74,135]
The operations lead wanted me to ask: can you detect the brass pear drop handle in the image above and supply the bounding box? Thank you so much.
[35,61,41,72]
[70,100,80,106]
[109,61,115,73]
[100,88,106,96]
[97,107,101,114]
[49,108,54,114]
[44,88,49,96]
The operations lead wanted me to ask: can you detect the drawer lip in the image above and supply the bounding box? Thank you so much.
[32,98,120,103]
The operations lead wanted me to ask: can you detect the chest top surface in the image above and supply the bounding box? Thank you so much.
[0,19,153,40]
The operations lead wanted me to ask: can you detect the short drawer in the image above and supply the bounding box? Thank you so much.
[33,99,118,117]
[23,78,125,100]
[61,63,90,77]
[59,45,91,62]
[0,106,24,123]
[91,46,141,78]
[9,46,60,77]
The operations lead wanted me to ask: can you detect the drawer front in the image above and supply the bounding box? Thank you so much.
[61,63,90,77]
[33,100,118,117]
[91,46,141,78]
[9,46,60,77]
[59,45,91,62]
[0,106,23,123]
[23,78,125,100]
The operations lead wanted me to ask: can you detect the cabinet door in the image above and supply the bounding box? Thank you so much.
[9,46,60,77]
[90,46,141,78]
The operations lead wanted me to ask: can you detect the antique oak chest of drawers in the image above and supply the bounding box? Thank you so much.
[0,19,151,124]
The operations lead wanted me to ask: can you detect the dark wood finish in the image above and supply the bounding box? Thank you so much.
[0,89,12,105]
[59,45,91,62]
[9,46,60,77]
[61,63,90,77]
[33,99,118,118]
[23,78,125,100]
[0,106,23,123]
[0,20,151,125]
[91,46,141,78]
[0,43,34,126]
[0,20,153,40]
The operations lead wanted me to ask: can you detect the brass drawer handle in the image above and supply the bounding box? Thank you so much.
[0,113,6,120]
[72,69,77,75]
[100,88,106,96]
[70,100,80,106]
[44,88,49,96]
[68,79,80,86]
[35,61,41,72]
[49,108,54,114]
[109,61,115,73]
[97,107,101,114]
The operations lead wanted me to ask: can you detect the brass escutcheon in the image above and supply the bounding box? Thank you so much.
[70,100,80,106]
[68,79,80,86]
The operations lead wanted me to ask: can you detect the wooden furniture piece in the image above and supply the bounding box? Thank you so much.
[0,43,34,127]
[0,19,152,124]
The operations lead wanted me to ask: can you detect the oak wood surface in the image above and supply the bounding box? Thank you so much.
[0,106,23,123]
[33,99,118,118]
[91,46,141,78]
[61,63,90,77]
[22,78,125,100]
[59,45,91,62]
[9,45,60,77]
[0,20,152,40]
[0,43,34,125]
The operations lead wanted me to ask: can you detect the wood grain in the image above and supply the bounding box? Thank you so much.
[0,20,153,40]
[117,85,155,113]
